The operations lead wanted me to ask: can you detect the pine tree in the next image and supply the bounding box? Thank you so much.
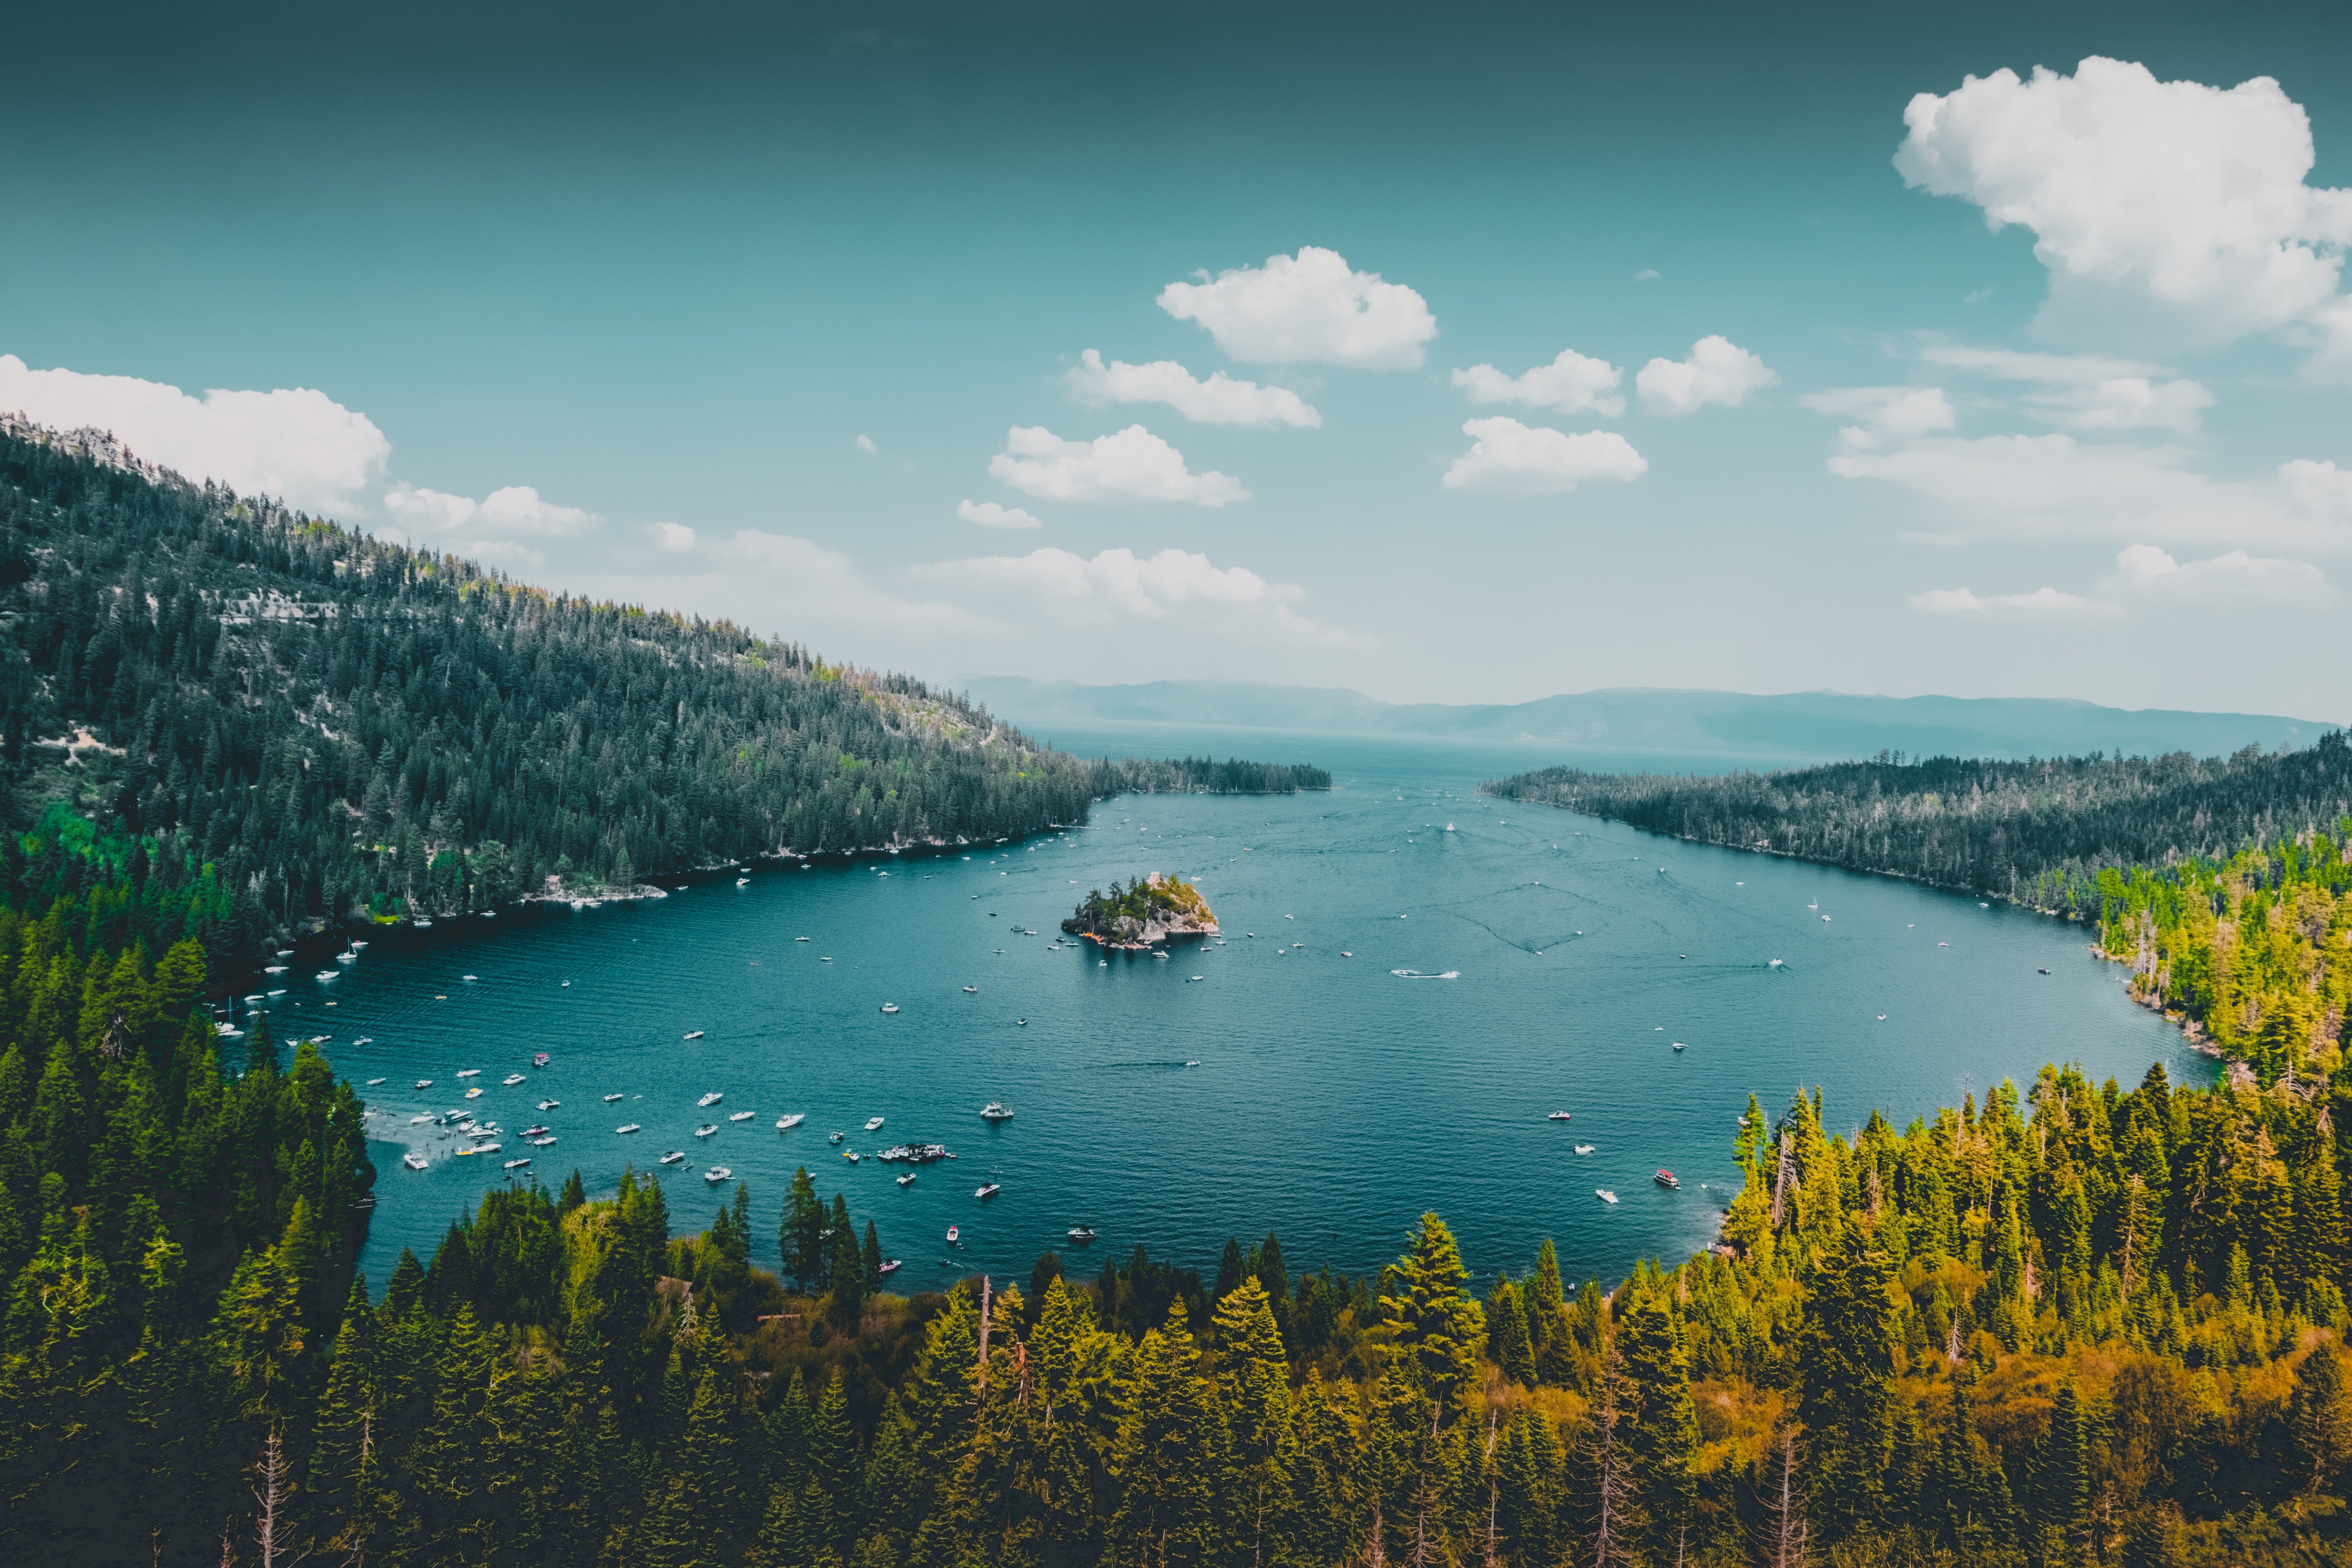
[1378,1213,1484,1413]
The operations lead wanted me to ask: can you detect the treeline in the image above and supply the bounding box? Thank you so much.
[1062,872,1215,941]
[1484,737,2352,911]
[1092,756,1332,795]
[12,1058,2351,1566]
[0,421,1322,951]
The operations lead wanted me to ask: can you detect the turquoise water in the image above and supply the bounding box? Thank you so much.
[298,733,2203,1295]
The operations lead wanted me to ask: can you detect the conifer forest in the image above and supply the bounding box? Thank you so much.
[1,423,2349,1565]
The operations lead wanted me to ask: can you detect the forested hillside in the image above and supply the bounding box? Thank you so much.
[10,1062,2348,1566]
[0,417,1323,959]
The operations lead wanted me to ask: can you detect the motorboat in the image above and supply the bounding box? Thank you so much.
[946,1225,960,1243]
[529,1136,555,1147]
[729,1110,754,1122]
[409,1113,434,1125]
[455,1145,480,1157]
[537,1099,560,1111]
[366,1076,387,1086]
[503,1158,530,1170]
[981,1103,1013,1121]
[2038,967,2051,975]
[697,1092,724,1108]
[797,936,810,942]
[842,1149,861,1164]
[415,1079,433,1089]
[896,1173,916,1187]
[864,1116,886,1131]
[880,1003,900,1015]
[877,1259,902,1277]
[503,1073,527,1086]
[974,1183,1000,1199]
[828,1131,844,1144]
[533,1053,549,1067]
[1067,1226,1097,1243]
[464,1087,483,1099]
[523,1124,551,1137]
[683,1031,704,1041]
[245,993,265,1002]
[1655,1170,1680,1189]
[264,965,287,975]
[616,1123,641,1134]
[695,1124,718,1138]
[1574,1144,1595,1155]
[473,1143,501,1155]
[604,1093,625,1103]
[704,1166,733,1183]
[1671,1042,1686,1053]
[963,985,978,994]
[314,969,339,982]
[659,1151,686,1165]
[414,919,433,929]
[337,951,357,964]
[403,1152,428,1170]
[457,1069,481,1078]
[1596,1189,1618,1205]
[1547,1111,1572,1122]
[776,1113,805,1130]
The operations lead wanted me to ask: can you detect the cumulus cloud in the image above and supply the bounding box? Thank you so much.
[1441,417,1647,494]
[987,425,1247,506]
[1895,57,2352,355]
[0,353,390,514]
[1921,345,2213,433]
[655,522,697,552]
[2109,543,2334,604]
[957,499,1043,530]
[724,530,991,637]
[1909,585,2099,614]
[1634,336,1778,414]
[1451,349,1625,417]
[1156,247,1437,369]
[380,483,600,566]
[1802,387,1959,449]
[1066,349,1320,428]
[929,545,1352,642]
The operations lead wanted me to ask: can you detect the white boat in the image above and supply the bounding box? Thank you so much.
[864,1116,886,1131]
[403,1152,428,1170]
[659,1151,686,1165]
[880,1003,899,1015]
[457,1069,481,1078]
[980,1103,1013,1121]
[1547,1111,1572,1122]
[314,970,338,982]
[697,1092,723,1108]
[244,992,265,1002]
[705,1166,733,1183]
[409,1114,434,1125]
[272,990,289,998]
[351,941,368,951]
[896,1173,916,1187]
[366,1076,386,1086]
[842,1149,861,1164]
[604,1093,625,1103]
[1672,1042,1686,1052]
[503,1158,530,1170]
[796,936,810,942]
[877,1259,902,1276]
[683,1031,704,1041]
[776,1113,805,1130]
[337,952,356,964]
[975,1183,1000,1199]
[1067,1226,1097,1243]
[473,1143,501,1155]
[729,1110,754,1122]
[617,1123,641,1134]
[736,877,749,887]
[529,1136,555,1147]
[1596,1189,1618,1205]
[414,919,433,929]
[263,966,287,974]
[503,1073,527,1086]
[464,1087,483,1099]
[415,1079,433,1089]
[946,1225,960,1243]
[828,1131,844,1144]
[695,1124,718,1137]
[1768,958,1784,968]
[1575,1144,1595,1155]
[962,985,978,994]
[537,1099,560,1111]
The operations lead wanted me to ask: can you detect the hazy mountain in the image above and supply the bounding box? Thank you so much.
[960,676,2337,763]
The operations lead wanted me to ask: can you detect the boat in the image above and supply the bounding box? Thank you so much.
[736,877,750,887]
[659,1151,686,1165]
[695,1124,718,1137]
[1655,1170,1680,1189]
[523,1124,551,1137]
[415,1079,434,1089]
[263,966,287,974]
[877,1259,902,1276]
[367,1076,387,1086]
[704,1166,733,1183]
[697,1092,724,1108]
[1546,1111,1572,1122]
[1768,958,1784,967]
[842,1149,861,1163]
[981,1102,1013,1121]
[864,1116,886,1131]
[1671,1042,1686,1052]
[351,1033,368,1042]
[896,1173,916,1187]
[337,951,356,964]
[974,1183,1000,1199]
[538,1099,561,1111]
[414,919,433,929]
[403,1152,428,1170]
[729,1110,754,1122]
[683,1030,704,1041]
[2038,967,2051,975]
[503,1073,527,1086]
[245,992,265,1002]
[457,1069,481,1078]
[455,1145,480,1157]
[962,985,978,994]
[529,1136,555,1147]
[533,1052,549,1067]
[946,1225,960,1243]
[314,970,338,982]
[474,1143,501,1155]
[797,936,810,942]
[828,1131,844,1144]
[504,1158,531,1170]
[1067,1226,1097,1243]
[605,1093,625,1103]
[1574,1144,1595,1155]
[880,1003,900,1015]
[616,1123,641,1134]
[776,1113,805,1130]
[409,1113,434,1124]
[464,1087,483,1099]
[1596,1189,1618,1205]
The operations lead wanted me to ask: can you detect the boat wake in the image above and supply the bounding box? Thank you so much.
[1389,969,1462,980]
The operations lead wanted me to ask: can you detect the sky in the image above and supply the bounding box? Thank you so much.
[5,0,2352,719]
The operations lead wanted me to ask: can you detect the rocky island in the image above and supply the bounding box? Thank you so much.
[1062,873,1219,948]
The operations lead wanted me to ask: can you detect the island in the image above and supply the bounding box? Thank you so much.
[1062,873,1219,948]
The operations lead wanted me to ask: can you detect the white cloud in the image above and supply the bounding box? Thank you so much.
[1156,246,1437,369]
[855,435,878,454]
[1634,269,1662,282]
[1451,349,1625,417]
[1909,585,2099,614]
[1894,57,2352,355]
[1634,336,1778,414]
[655,522,697,552]
[1802,386,1958,449]
[1441,417,1647,494]
[0,353,389,514]
[2281,458,2352,516]
[1920,345,2213,433]
[957,499,1043,530]
[930,545,1352,642]
[381,483,600,566]
[727,530,990,637]
[987,425,1247,506]
[1066,349,1320,428]
[2109,542,2334,604]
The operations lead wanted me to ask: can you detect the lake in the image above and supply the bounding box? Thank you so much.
[294,729,2204,1297]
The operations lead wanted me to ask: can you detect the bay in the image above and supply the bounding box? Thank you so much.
[308,729,2205,1296]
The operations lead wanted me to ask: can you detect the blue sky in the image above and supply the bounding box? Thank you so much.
[6,1,2352,717]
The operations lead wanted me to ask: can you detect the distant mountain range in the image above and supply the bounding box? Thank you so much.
[958,677,2338,764]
